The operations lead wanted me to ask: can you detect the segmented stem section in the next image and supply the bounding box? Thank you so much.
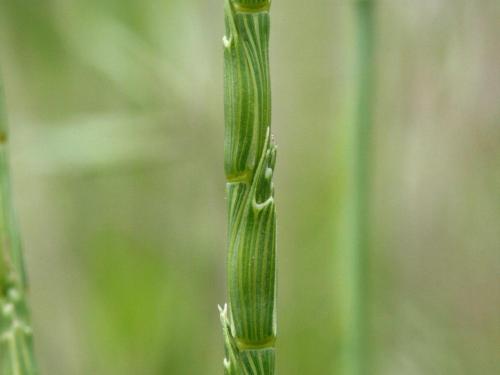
[221,0,276,374]
[0,79,38,374]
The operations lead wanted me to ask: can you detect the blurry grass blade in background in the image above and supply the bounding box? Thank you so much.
[0,77,38,374]
[334,1,375,374]
[220,0,277,374]
[347,1,375,373]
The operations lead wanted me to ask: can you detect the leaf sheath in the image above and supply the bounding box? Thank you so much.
[221,1,276,374]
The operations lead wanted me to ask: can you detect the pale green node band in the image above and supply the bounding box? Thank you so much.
[231,0,271,12]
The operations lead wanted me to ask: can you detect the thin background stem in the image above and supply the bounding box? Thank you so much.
[334,1,375,374]
[0,75,38,375]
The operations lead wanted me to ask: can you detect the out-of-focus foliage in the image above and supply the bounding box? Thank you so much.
[0,0,498,374]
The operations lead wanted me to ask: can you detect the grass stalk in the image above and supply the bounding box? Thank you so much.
[332,1,375,374]
[340,1,375,374]
[0,76,38,374]
[219,1,277,374]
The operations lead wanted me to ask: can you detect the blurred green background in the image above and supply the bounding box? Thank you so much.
[0,0,499,374]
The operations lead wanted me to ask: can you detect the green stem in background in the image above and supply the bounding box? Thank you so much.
[219,0,276,374]
[345,1,375,374]
[0,77,38,374]
[334,1,375,375]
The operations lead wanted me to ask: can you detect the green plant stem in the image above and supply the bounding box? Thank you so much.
[0,76,38,375]
[219,1,277,374]
[342,1,375,374]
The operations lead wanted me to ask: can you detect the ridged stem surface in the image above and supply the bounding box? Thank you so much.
[0,77,38,375]
[220,0,276,374]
